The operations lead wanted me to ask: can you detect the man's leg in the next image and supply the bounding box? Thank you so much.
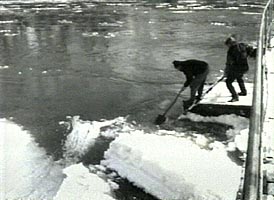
[226,73,239,102]
[190,78,201,102]
[189,70,208,102]
[183,77,200,110]
[197,69,209,99]
[236,73,247,95]
[197,80,205,100]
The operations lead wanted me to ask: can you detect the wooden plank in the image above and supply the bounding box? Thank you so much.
[199,82,253,106]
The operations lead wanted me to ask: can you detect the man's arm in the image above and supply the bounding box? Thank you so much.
[184,73,193,87]
[225,49,235,74]
[246,44,257,58]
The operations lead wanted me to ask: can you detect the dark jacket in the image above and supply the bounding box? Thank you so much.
[226,43,252,74]
[174,59,209,87]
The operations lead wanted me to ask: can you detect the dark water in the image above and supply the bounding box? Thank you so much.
[0,0,264,199]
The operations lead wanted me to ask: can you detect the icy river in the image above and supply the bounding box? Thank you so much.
[0,0,265,199]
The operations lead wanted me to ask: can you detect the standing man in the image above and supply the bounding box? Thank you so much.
[224,36,253,102]
[173,59,209,109]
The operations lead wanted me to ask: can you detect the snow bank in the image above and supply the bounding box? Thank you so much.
[54,163,115,200]
[102,132,242,200]
[0,119,64,200]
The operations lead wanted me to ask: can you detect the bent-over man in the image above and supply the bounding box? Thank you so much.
[173,59,209,109]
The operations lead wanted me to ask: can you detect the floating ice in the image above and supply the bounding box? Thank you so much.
[104,33,116,38]
[0,20,16,24]
[179,113,249,131]
[4,33,18,37]
[60,114,249,200]
[0,65,9,69]
[98,22,123,27]
[63,116,128,159]
[0,30,11,33]
[82,32,99,37]
[54,163,115,200]
[58,19,73,24]
[179,113,249,151]
[102,132,242,200]
[211,22,226,26]
[0,119,64,200]
[242,12,261,15]
[171,10,194,14]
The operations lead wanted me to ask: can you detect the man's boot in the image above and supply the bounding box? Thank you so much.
[228,96,239,102]
[238,91,247,96]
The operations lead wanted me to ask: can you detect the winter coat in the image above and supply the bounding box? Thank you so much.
[225,43,254,74]
[175,59,209,87]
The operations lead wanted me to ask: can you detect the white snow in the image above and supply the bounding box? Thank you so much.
[59,113,249,200]
[179,113,249,131]
[102,132,242,200]
[0,112,250,200]
[54,163,115,200]
[0,118,118,200]
[0,65,9,69]
[200,82,253,106]
[0,119,64,200]
[63,116,128,159]
[234,128,249,153]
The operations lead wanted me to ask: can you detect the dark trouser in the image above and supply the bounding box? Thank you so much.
[188,68,209,102]
[226,71,247,98]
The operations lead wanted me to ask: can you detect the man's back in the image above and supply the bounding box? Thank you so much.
[176,59,209,76]
[227,43,249,73]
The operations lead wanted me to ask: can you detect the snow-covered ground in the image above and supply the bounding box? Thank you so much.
[199,82,253,106]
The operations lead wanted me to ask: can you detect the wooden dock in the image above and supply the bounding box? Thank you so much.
[191,82,253,117]
[199,82,253,106]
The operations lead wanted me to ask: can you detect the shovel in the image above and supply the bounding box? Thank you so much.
[184,75,225,113]
[154,85,186,125]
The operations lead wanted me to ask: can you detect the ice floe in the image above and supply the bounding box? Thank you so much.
[102,132,242,200]
[0,119,64,200]
[54,163,115,200]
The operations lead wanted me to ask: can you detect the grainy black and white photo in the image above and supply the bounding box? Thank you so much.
[1,0,273,199]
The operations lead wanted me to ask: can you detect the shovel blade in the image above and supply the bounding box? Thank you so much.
[154,114,166,125]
